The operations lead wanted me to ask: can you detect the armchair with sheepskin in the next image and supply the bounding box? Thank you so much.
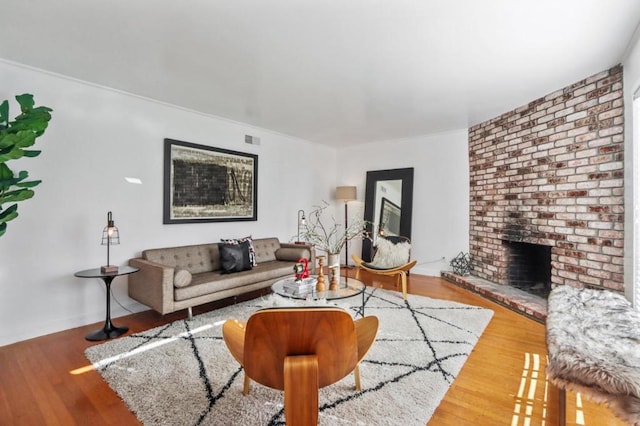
[352,235,416,299]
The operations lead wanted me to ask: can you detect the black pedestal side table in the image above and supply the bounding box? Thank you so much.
[74,265,139,341]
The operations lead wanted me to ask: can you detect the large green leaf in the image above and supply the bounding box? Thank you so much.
[0,171,39,189]
[11,116,51,135]
[0,100,8,127]
[16,107,52,119]
[0,163,13,180]
[0,170,31,190]
[0,178,20,191]
[0,203,18,215]
[0,132,17,149]
[0,204,18,222]
[15,94,34,113]
[22,150,41,158]
[15,179,41,188]
[0,211,18,225]
[14,130,37,148]
[0,188,34,203]
[0,147,25,162]
[0,222,6,238]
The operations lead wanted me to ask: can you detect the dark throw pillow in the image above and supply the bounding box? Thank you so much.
[220,235,258,267]
[219,241,252,274]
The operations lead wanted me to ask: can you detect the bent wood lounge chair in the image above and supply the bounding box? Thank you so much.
[352,236,416,300]
[222,307,379,425]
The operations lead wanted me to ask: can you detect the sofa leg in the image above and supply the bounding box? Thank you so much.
[187,307,193,320]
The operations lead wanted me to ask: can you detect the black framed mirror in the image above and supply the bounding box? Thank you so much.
[362,167,414,261]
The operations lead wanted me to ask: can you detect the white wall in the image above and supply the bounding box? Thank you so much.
[623,29,640,306]
[337,129,470,276]
[0,60,336,346]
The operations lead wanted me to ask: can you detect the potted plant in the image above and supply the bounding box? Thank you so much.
[0,94,53,238]
[299,201,370,270]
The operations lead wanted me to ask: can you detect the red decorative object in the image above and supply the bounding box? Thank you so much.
[293,257,310,281]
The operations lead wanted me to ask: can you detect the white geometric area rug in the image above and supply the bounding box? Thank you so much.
[85,288,494,425]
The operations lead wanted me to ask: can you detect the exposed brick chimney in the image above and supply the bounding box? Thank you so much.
[468,65,624,292]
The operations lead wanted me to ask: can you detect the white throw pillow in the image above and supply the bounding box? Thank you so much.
[174,269,193,288]
[369,238,410,269]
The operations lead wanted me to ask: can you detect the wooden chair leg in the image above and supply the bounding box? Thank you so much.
[284,355,319,426]
[399,271,407,300]
[243,373,250,395]
[354,364,361,391]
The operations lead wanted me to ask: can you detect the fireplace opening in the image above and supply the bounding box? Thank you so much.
[502,240,551,298]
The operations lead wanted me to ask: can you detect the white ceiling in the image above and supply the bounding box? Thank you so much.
[1,1,640,147]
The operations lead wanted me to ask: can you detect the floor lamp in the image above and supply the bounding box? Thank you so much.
[335,186,357,268]
[296,209,306,244]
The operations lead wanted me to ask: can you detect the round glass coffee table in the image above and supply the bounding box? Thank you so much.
[271,275,367,316]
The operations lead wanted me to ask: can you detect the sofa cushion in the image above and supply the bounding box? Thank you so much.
[174,261,295,301]
[219,241,252,274]
[174,269,192,288]
[276,246,312,262]
[143,243,219,274]
[253,237,281,263]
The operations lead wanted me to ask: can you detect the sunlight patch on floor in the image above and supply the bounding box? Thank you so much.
[511,352,585,426]
[512,352,542,426]
[69,321,224,375]
[575,392,585,425]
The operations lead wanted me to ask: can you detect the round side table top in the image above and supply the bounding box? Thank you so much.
[74,265,139,279]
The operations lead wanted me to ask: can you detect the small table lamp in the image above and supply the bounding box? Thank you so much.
[101,211,120,273]
[335,186,357,267]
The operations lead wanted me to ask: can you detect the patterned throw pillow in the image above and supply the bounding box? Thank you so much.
[220,235,257,267]
[368,238,411,269]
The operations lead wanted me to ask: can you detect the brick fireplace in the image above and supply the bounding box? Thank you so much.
[467,65,624,294]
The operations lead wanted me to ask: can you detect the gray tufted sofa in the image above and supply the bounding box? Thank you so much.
[128,237,315,318]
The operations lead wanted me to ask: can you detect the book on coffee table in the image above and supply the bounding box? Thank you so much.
[282,277,317,296]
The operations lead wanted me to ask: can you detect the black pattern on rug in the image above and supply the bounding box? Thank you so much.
[85,287,493,425]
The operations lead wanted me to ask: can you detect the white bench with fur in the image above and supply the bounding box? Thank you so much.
[546,285,640,425]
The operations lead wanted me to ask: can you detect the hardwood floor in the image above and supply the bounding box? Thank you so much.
[0,272,625,425]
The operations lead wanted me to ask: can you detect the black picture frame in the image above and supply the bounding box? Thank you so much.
[163,138,258,224]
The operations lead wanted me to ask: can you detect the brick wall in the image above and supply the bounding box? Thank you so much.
[468,65,624,292]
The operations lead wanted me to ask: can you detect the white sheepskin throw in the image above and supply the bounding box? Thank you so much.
[369,238,410,269]
[546,285,640,425]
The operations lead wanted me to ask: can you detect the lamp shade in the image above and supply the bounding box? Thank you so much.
[101,211,120,246]
[335,186,357,201]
